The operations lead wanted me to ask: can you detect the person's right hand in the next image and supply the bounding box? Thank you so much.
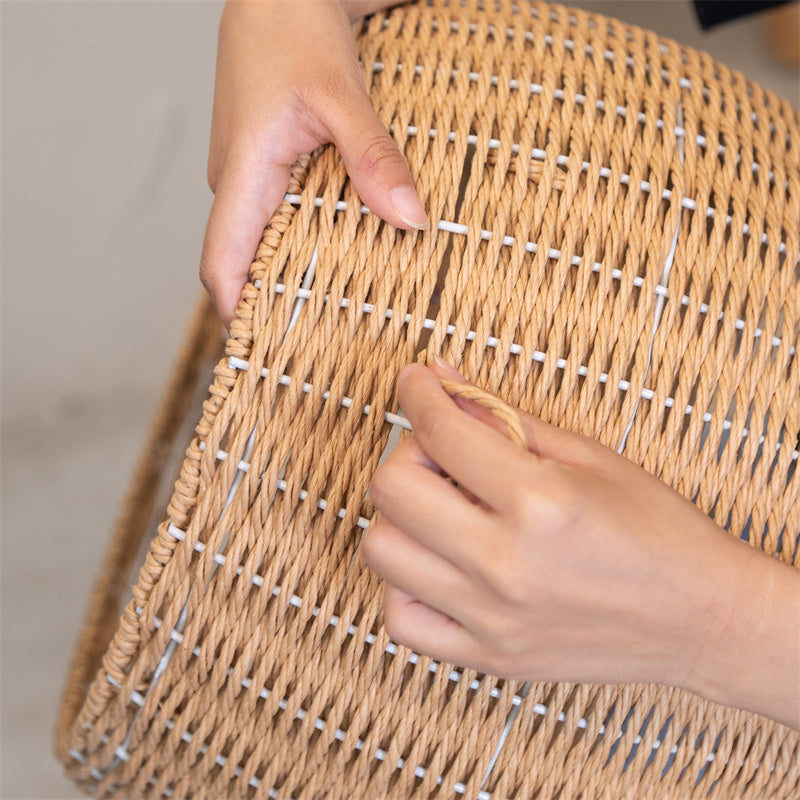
[201,0,427,327]
[363,361,800,732]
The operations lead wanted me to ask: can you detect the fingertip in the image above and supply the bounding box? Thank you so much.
[389,185,429,230]
[397,361,420,384]
[427,359,496,423]
[430,356,465,382]
[328,94,428,231]
[397,362,435,393]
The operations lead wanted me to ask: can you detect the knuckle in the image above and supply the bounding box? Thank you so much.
[297,63,359,124]
[311,64,355,106]
[485,649,525,681]
[382,592,408,645]
[470,617,525,676]
[507,476,567,530]
[360,527,382,571]
[206,160,217,193]
[369,461,399,509]
[198,254,215,292]
[472,536,538,609]
[487,555,533,607]
[383,608,403,644]
[358,133,400,175]
[500,572,535,608]
[507,483,542,525]
[205,138,241,195]
[207,133,269,194]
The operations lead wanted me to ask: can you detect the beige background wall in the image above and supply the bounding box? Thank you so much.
[3,4,222,797]
[2,2,797,798]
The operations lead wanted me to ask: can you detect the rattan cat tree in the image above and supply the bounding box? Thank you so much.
[56,1,800,797]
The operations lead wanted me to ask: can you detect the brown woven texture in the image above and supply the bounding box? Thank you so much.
[55,1,800,797]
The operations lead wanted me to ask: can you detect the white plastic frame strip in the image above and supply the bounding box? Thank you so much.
[262,276,793,356]
[288,124,795,256]
[90,599,731,800]
[423,16,780,134]
[397,126,788,230]
[187,430,795,611]
[95,605,707,800]
[375,66,784,184]
[73,703,766,800]
[225,358,799,462]
[616,102,686,455]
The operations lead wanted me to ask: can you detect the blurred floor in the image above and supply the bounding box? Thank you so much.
[2,2,797,798]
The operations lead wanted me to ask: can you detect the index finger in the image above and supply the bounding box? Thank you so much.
[200,159,292,327]
[397,364,536,511]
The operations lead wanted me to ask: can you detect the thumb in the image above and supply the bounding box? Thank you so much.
[428,358,588,462]
[324,90,428,231]
[428,357,529,448]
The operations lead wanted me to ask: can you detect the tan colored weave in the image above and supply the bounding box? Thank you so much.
[56,1,800,797]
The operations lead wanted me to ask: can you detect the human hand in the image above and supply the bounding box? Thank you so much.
[364,361,800,729]
[202,0,425,326]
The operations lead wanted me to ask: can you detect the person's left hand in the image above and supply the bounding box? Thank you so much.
[362,360,782,705]
[201,0,424,327]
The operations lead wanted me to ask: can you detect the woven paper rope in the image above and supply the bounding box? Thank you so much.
[56,1,800,798]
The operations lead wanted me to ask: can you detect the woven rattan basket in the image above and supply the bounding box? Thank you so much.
[55,1,800,797]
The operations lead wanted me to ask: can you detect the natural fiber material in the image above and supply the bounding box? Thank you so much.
[56,1,800,797]
[441,378,528,448]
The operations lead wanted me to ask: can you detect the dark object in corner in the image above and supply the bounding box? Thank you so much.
[692,0,792,29]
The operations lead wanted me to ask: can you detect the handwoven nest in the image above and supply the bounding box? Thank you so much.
[56,1,800,798]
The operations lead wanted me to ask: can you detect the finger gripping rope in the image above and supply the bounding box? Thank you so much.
[440,378,528,449]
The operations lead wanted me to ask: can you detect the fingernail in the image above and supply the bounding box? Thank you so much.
[390,185,429,230]
[432,355,464,380]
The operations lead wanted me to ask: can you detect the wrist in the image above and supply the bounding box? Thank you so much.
[684,539,800,729]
